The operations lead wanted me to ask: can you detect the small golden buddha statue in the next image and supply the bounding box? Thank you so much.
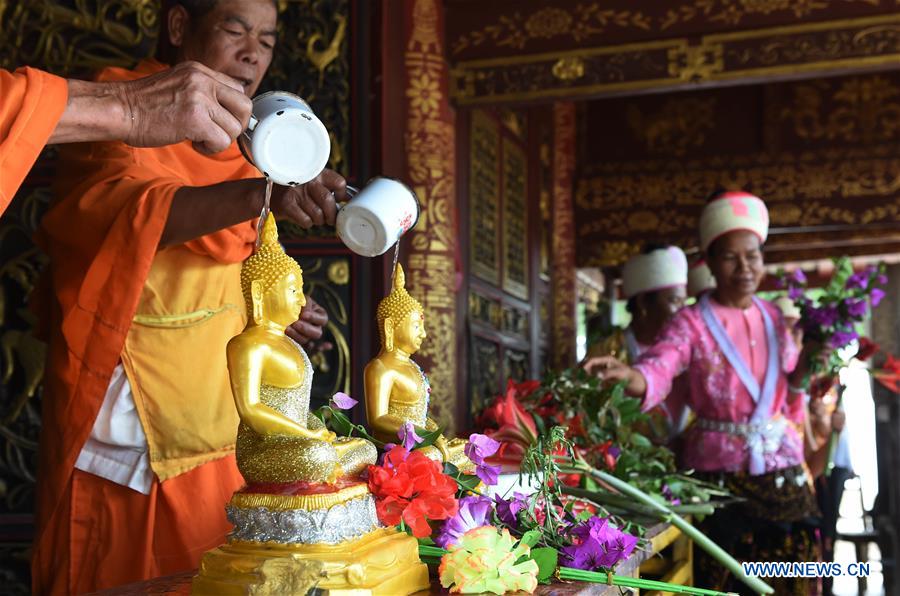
[193,218,429,595]
[228,216,376,484]
[364,265,470,469]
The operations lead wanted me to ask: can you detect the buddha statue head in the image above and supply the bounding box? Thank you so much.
[241,217,306,329]
[376,265,426,355]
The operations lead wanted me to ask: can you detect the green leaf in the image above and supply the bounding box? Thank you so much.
[312,406,327,425]
[415,425,443,449]
[519,529,542,548]
[455,473,482,493]
[630,433,652,449]
[531,547,559,582]
[328,409,355,437]
[443,462,461,476]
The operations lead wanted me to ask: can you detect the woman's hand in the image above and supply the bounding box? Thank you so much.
[581,356,648,397]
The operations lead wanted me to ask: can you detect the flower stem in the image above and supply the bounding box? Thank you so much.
[558,567,737,595]
[562,463,774,595]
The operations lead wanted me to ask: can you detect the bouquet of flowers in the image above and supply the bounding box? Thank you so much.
[477,369,729,511]
[777,257,887,379]
[316,394,738,595]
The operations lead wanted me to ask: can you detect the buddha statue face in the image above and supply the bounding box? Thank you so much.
[260,270,306,328]
[376,264,426,355]
[242,217,306,329]
[389,310,426,355]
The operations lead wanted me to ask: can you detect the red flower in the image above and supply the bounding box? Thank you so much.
[475,380,540,465]
[874,355,900,394]
[856,337,880,362]
[367,446,459,537]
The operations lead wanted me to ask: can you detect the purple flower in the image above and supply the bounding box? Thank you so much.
[465,433,501,465]
[846,272,867,290]
[809,305,838,328]
[878,274,888,286]
[829,330,859,349]
[845,298,868,318]
[435,495,493,548]
[604,531,639,565]
[562,517,639,570]
[871,288,886,308]
[465,434,502,485]
[570,516,615,544]
[331,392,358,410]
[562,538,608,571]
[494,492,529,526]
[790,269,807,285]
[398,422,424,451]
[788,286,804,301]
[475,461,501,486]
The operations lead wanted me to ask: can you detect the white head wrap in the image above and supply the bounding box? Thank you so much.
[699,191,769,252]
[688,259,716,297]
[622,246,688,299]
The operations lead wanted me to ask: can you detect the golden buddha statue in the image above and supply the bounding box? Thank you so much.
[228,216,376,483]
[364,265,471,470]
[193,218,429,595]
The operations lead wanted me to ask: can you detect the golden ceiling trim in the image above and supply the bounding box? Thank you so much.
[450,12,900,105]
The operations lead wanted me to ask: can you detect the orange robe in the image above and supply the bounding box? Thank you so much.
[0,68,68,213]
[33,59,257,595]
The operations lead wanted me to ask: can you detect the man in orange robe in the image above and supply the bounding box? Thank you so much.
[1,61,252,214]
[32,1,342,593]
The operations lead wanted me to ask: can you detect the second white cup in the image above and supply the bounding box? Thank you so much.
[335,177,420,257]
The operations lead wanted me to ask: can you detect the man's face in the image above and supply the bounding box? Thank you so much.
[169,0,277,97]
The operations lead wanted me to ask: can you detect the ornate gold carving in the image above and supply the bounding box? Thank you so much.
[783,75,900,144]
[450,14,900,106]
[660,0,880,30]
[627,97,717,156]
[501,138,529,300]
[451,4,652,56]
[230,483,369,511]
[552,56,585,81]
[469,110,500,284]
[668,43,724,81]
[403,0,458,432]
[326,260,349,286]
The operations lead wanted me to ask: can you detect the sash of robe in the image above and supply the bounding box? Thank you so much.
[699,293,780,475]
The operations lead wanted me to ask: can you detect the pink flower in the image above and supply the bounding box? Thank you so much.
[331,392,358,410]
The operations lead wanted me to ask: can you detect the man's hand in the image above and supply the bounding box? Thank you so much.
[120,61,252,154]
[271,169,348,228]
[286,295,334,352]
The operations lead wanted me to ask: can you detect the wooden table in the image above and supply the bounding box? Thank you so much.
[93,522,691,595]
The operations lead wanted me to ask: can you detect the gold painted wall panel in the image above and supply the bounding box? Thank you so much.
[501,137,528,300]
[469,109,501,284]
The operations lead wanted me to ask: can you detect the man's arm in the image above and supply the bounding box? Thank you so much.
[159,169,349,247]
[49,61,251,154]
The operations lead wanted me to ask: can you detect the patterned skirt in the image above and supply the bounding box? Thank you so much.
[694,465,822,595]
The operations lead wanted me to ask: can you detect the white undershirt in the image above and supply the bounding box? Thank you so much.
[73,363,154,494]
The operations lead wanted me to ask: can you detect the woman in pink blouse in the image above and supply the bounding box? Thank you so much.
[585,191,820,595]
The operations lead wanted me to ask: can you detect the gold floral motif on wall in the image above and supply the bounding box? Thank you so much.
[783,75,900,144]
[403,0,459,431]
[660,0,882,29]
[627,97,717,155]
[451,4,652,55]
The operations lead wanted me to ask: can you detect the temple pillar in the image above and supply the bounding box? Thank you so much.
[551,102,577,368]
[381,0,460,432]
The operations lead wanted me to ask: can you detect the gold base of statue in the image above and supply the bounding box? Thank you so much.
[192,527,430,595]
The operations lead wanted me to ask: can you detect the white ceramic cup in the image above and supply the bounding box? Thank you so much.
[238,91,331,187]
[335,177,420,257]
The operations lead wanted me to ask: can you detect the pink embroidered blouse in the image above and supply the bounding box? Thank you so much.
[633,297,805,474]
